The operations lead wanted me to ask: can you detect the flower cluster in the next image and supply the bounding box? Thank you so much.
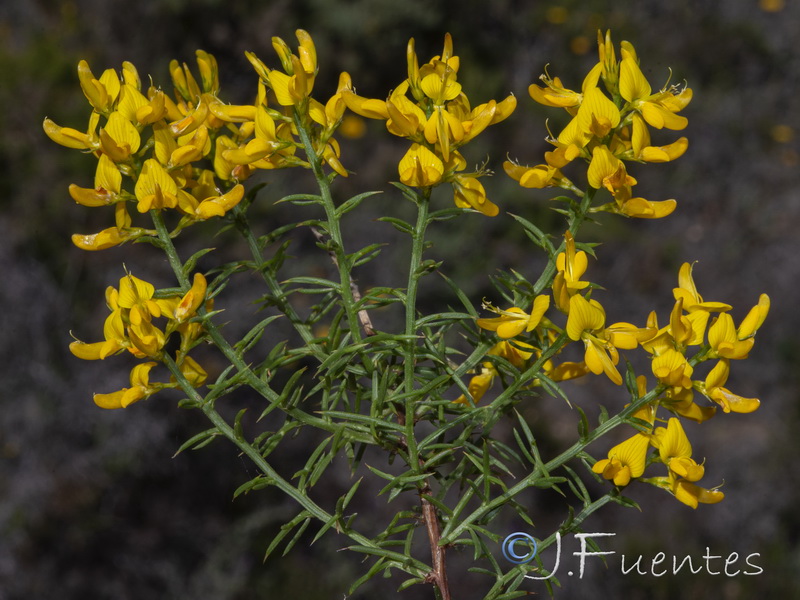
[44,31,352,251]
[592,408,724,509]
[467,230,769,507]
[69,272,209,408]
[505,31,691,218]
[343,34,516,215]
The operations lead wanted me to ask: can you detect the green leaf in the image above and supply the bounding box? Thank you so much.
[389,181,424,204]
[598,404,609,426]
[438,271,479,317]
[508,213,556,255]
[235,316,283,354]
[511,428,537,466]
[427,207,468,223]
[348,557,390,595]
[397,577,426,592]
[274,193,323,206]
[365,464,397,482]
[294,435,333,490]
[321,410,405,433]
[340,477,363,511]
[419,493,453,517]
[233,408,248,442]
[610,492,641,511]
[562,464,591,504]
[179,248,215,281]
[378,471,432,497]
[172,428,221,456]
[335,190,382,217]
[282,276,341,293]
[348,243,385,268]
[414,259,442,276]
[576,405,590,441]
[263,511,312,560]
[377,216,414,235]
[282,515,312,556]
[232,475,272,499]
[414,311,472,328]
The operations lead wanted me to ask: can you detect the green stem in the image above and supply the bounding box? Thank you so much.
[161,353,430,578]
[149,209,375,444]
[232,204,327,361]
[151,210,190,288]
[293,111,362,341]
[403,188,431,471]
[440,382,664,545]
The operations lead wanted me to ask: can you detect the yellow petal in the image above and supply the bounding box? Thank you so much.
[398,144,443,187]
[587,145,619,189]
[566,295,605,340]
[619,56,651,102]
[738,294,770,338]
[608,432,651,479]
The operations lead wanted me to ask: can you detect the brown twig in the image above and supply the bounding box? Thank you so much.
[310,226,376,336]
[420,480,451,600]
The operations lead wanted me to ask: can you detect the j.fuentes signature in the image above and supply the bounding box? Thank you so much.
[502,532,763,579]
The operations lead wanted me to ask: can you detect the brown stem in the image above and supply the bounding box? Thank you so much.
[420,481,450,600]
[310,226,375,336]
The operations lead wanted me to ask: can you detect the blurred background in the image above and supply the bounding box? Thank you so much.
[2,0,799,598]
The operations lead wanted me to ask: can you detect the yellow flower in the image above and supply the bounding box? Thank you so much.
[592,432,651,486]
[651,347,693,388]
[195,184,245,220]
[619,55,691,131]
[118,274,162,326]
[673,479,724,509]
[528,62,602,108]
[71,226,132,251]
[344,33,513,215]
[71,203,148,251]
[169,125,210,169]
[175,355,208,388]
[596,30,619,95]
[70,287,127,360]
[398,143,444,187]
[173,272,208,323]
[267,29,317,106]
[127,319,167,358]
[477,296,550,339]
[702,359,760,413]
[488,340,535,368]
[134,159,179,212]
[453,363,497,405]
[451,174,498,216]
[76,60,116,112]
[673,262,732,313]
[587,145,677,219]
[552,231,590,312]
[651,418,704,482]
[99,111,141,162]
[565,295,624,385]
[707,294,769,360]
[42,113,100,151]
[659,385,717,423]
[94,362,160,409]
[738,293,770,338]
[649,475,724,509]
[576,86,620,139]
[503,160,562,189]
[631,114,688,162]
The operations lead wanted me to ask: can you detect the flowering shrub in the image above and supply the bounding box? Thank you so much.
[46,29,769,598]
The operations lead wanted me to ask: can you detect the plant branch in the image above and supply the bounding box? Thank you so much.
[293,111,363,340]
